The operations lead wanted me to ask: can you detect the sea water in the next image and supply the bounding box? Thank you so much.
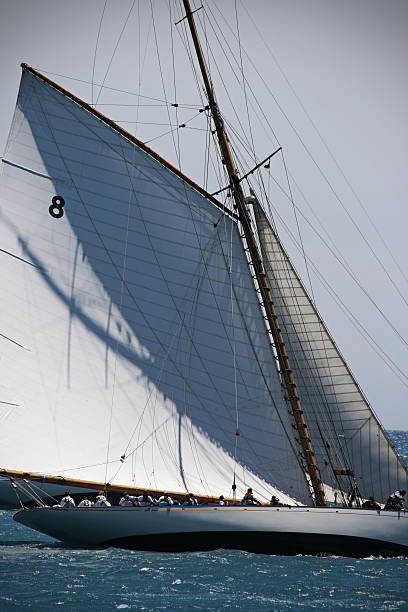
[0,431,407,611]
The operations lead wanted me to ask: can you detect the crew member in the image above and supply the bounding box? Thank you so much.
[362,496,381,510]
[119,493,135,507]
[183,493,198,506]
[78,496,93,507]
[138,491,155,506]
[157,492,173,506]
[241,488,261,506]
[94,491,111,507]
[384,489,406,510]
[61,492,75,508]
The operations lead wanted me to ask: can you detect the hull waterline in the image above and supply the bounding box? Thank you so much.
[14,506,408,557]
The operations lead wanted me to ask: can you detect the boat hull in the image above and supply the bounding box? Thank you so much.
[14,506,408,557]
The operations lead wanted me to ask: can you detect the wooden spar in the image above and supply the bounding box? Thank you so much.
[182,0,327,506]
[0,468,232,505]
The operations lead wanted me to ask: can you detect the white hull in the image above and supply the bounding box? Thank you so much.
[14,505,408,557]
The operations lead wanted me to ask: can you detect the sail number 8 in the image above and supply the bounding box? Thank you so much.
[49,195,65,219]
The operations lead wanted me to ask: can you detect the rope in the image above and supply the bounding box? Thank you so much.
[94,1,136,107]
[91,0,107,107]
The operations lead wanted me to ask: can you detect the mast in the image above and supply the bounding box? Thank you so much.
[182,0,326,506]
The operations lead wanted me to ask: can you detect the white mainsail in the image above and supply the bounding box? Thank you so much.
[253,201,408,502]
[0,66,311,505]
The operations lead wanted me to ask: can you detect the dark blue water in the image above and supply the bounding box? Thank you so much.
[1,431,407,611]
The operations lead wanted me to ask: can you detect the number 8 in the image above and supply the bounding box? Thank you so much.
[49,196,65,219]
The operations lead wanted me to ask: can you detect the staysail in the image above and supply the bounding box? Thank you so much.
[253,201,408,502]
[0,65,311,505]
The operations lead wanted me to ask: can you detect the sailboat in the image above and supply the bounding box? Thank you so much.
[1,1,407,556]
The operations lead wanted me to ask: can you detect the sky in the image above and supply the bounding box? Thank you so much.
[0,0,407,429]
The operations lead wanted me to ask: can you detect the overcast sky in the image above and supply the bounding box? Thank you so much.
[1,0,407,429]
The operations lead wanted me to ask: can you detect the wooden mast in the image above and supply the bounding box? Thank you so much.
[182,0,327,506]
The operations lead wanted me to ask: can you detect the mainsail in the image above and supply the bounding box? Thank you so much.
[0,66,311,505]
[253,201,408,502]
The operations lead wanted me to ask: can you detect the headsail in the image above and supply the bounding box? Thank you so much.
[253,201,408,502]
[0,65,311,505]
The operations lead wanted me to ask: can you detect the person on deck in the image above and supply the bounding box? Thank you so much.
[384,489,406,510]
[241,488,261,506]
[137,492,156,506]
[78,496,93,507]
[362,496,381,510]
[94,491,111,507]
[157,492,173,506]
[269,495,282,506]
[119,493,136,507]
[60,492,75,508]
[218,495,228,506]
[183,493,198,506]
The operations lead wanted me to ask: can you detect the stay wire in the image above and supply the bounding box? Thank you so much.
[150,1,180,167]
[91,0,107,107]
[260,186,408,388]
[214,0,408,316]
[95,1,136,107]
[234,0,257,161]
[239,0,408,294]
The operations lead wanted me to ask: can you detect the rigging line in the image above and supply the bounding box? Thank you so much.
[203,110,211,189]
[111,152,243,490]
[95,1,136,107]
[97,103,179,107]
[118,415,174,461]
[168,0,182,173]
[181,242,220,492]
[216,226,312,496]
[168,202,262,451]
[91,0,107,107]
[139,5,153,138]
[258,169,408,354]
[109,114,204,126]
[143,126,179,145]
[255,175,354,473]
[261,238,354,484]
[150,0,180,168]
[255,188,408,494]
[239,1,408,294]
[264,194,408,388]
[106,204,220,490]
[234,0,257,159]
[35,69,202,106]
[253,176,408,393]
[174,1,213,133]
[136,0,141,139]
[195,8,253,155]
[217,5,408,315]
[210,0,407,325]
[132,0,143,142]
[228,192,240,478]
[104,139,135,487]
[281,151,315,303]
[174,0,227,195]
[262,157,404,362]
[204,0,280,146]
